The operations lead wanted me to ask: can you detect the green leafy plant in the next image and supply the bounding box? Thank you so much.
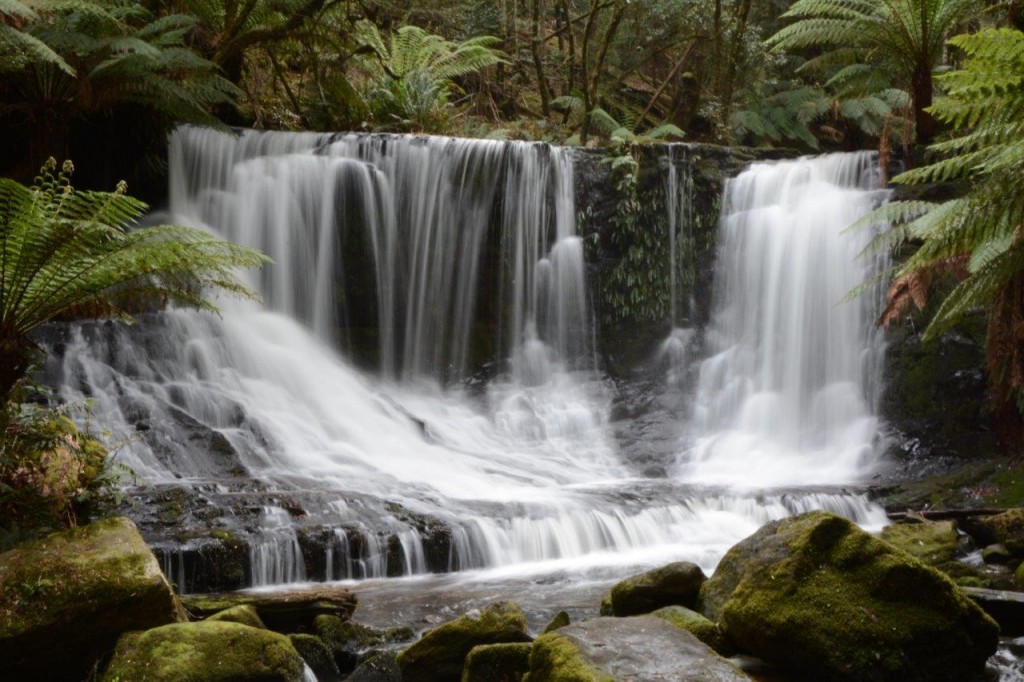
[861,28,1024,444]
[0,159,268,404]
[768,0,980,143]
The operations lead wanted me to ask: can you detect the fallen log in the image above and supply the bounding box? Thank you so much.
[886,508,1006,522]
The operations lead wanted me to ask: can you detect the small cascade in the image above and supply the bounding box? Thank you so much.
[659,146,698,383]
[250,507,307,586]
[682,152,889,487]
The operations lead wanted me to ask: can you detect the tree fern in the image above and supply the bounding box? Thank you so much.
[862,28,1024,444]
[0,159,268,404]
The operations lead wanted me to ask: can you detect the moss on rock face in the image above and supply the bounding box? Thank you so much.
[289,633,340,681]
[207,604,266,629]
[462,642,532,682]
[707,511,999,682]
[0,516,185,682]
[397,601,532,682]
[879,519,960,566]
[314,614,414,672]
[607,561,706,616]
[542,611,571,634]
[965,510,1024,556]
[527,632,613,682]
[102,620,305,682]
[649,605,728,653]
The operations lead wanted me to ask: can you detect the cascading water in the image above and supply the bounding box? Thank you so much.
[682,152,889,487]
[51,129,889,593]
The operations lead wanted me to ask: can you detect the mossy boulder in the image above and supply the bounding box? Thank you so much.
[0,516,186,682]
[289,633,340,681]
[963,509,1024,556]
[542,611,571,634]
[181,585,356,632]
[348,650,401,681]
[397,601,532,682]
[102,620,305,681]
[983,543,1013,564]
[879,519,960,566]
[207,604,266,629]
[649,605,728,654]
[704,511,999,682]
[526,616,751,681]
[462,642,532,682]
[606,561,706,616]
[315,615,414,672]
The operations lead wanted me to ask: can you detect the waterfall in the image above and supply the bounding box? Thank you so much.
[50,130,890,590]
[681,152,889,487]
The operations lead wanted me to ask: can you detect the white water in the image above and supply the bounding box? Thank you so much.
[53,130,890,588]
[681,152,889,488]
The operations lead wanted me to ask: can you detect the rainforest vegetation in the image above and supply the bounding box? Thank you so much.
[2,0,1024,538]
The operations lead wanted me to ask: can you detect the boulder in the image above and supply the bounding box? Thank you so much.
[649,605,728,653]
[207,604,266,629]
[879,519,960,566]
[0,516,185,682]
[347,650,401,682]
[963,509,1024,556]
[541,610,571,634]
[961,586,1024,637]
[315,615,414,672]
[182,585,356,632]
[397,601,532,682]
[526,616,751,681]
[102,620,305,681]
[702,511,999,682]
[462,642,532,682]
[983,543,1013,564]
[289,633,340,681]
[607,561,706,616]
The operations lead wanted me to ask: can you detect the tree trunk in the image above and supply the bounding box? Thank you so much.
[912,63,937,144]
[0,337,34,407]
[531,0,552,115]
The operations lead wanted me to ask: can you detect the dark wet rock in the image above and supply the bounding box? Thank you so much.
[527,616,751,681]
[290,633,340,681]
[314,615,413,672]
[207,604,266,629]
[541,610,570,634]
[607,560,706,616]
[397,601,532,682]
[649,605,728,654]
[182,586,356,633]
[702,511,999,682]
[462,642,532,682]
[963,509,1024,556]
[102,621,304,681]
[347,650,401,682]
[0,516,186,682]
[962,586,1024,637]
[879,518,961,566]
[983,543,1013,564]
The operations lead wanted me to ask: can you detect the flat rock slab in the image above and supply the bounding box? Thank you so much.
[962,586,1024,636]
[529,616,751,681]
[183,586,356,632]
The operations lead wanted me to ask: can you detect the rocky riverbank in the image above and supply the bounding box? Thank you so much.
[6,509,1024,681]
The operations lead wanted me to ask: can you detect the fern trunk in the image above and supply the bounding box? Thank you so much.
[988,275,1024,454]
[0,336,33,406]
[912,63,937,145]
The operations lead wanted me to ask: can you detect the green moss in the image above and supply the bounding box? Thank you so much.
[717,512,999,682]
[648,605,728,654]
[598,595,613,617]
[607,561,706,616]
[879,520,960,566]
[462,642,532,682]
[525,632,613,682]
[207,604,265,629]
[397,601,531,682]
[315,615,413,652]
[541,611,570,634]
[102,621,304,682]
[289,633,339,680]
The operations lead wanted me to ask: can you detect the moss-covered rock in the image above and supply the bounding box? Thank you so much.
[101,620,304,681]
[648,605,729,654]
[879,519,960,566]
[289,633,340,681]
[983,543,1013,564]
[526,616,751,681]
[207,604,266,629]
[181,585,356,632]
[0,516,185,682]
[462,642,532,682]
[606,561,706,616]
[598,594,613,616]
[315,615,413,672]
[542,611,571,634]
[347,650,401,681]
[397,601,532,682]
[963,509,1024,556]
[705,511,999,682]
